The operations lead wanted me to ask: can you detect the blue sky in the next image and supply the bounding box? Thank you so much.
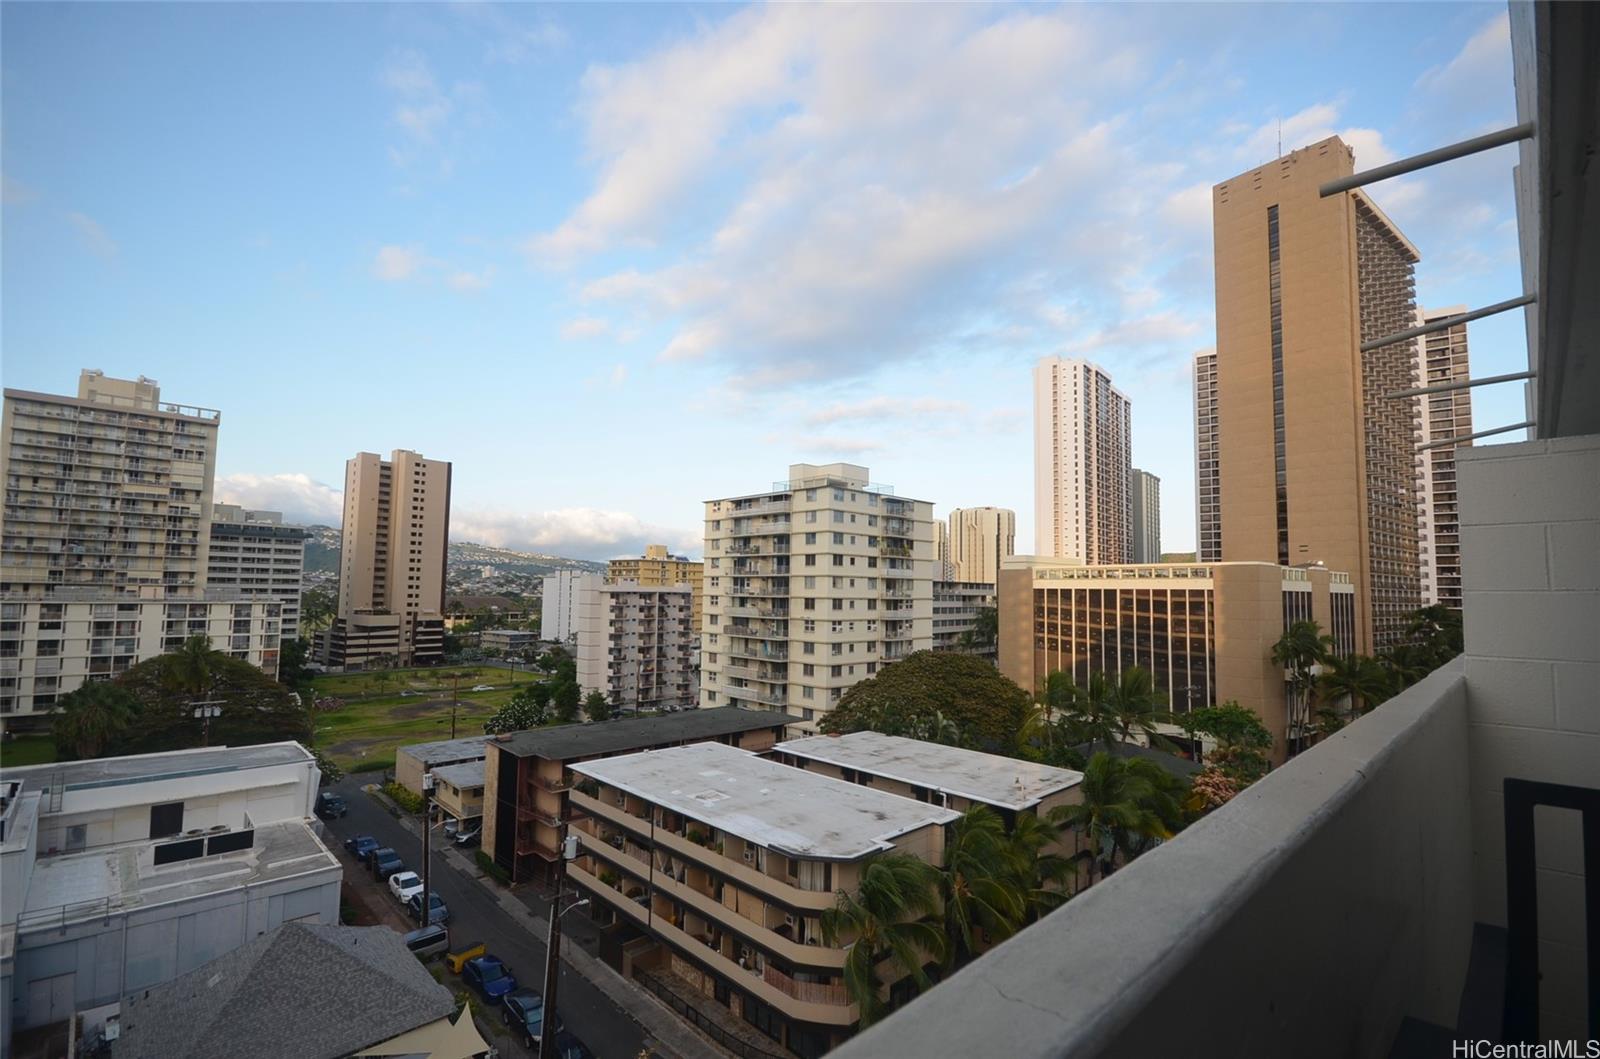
[2,2,1527,559]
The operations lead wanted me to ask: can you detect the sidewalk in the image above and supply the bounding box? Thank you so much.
[367,787,720,1059]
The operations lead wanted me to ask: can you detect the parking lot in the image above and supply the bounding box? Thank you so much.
[321,776,658,1059]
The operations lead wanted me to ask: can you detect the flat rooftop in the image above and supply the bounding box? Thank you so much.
[775,732,1082,811]
[17,819,338,931]
[573,742,958,861]
[492,707,791,761]
[0,742,311,793]
[396,735,492,765]
[430,760,485,790]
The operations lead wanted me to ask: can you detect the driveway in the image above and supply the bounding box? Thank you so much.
[322,775,652,1059]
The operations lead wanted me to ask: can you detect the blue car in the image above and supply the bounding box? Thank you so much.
[344,835,379,859]
[551,1029,591,1059]
[501,989,564,1049]
[463,955,517,1002]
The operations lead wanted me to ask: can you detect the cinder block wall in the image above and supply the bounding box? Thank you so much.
[1458,435,1600,1039]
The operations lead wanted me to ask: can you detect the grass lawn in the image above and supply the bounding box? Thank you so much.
[310,664,537,701]
[312,678,544,770]
[0,735,57,768]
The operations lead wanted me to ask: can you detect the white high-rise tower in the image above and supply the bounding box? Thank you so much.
[1033,357,1132,563]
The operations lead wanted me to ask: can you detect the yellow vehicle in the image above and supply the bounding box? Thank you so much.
[445,941,485,974]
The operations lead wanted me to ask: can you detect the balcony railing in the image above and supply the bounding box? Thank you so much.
[835,662,1479,1057]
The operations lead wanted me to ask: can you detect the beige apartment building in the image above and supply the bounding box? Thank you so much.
[1193,350,1222,563]
[701,464,934,731]
[607,544,704,633]
[0,372,280,726]
[1129,470,1161,564]
[947,506,1016,583]
[323,449,450,668]
[576,580,699,710]
[1212,136,1422,652]
[930,520,953,580]
[206,504,307,643]
[1033,357,1132,564]
[998,556,1355,760]
[567,741,958,1057]
[1413,307,1472,611]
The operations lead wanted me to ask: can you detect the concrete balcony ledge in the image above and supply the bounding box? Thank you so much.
[836,660,1473,1059]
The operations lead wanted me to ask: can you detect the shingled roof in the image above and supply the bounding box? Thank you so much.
[116,923,457,1059]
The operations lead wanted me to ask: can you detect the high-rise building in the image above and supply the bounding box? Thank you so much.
[206,504,308,643]
[1212,136,1421,652]
[1194,350,1222,563]
[948,506,1016,582]
[323,449,450,668]
[576,580,699,710]
[931,520,954,580]
[1413,307,1472,610]
[1033,357,1132,564]
[1130,470,1161,563]
[1,372,282,727]
[702,463,934,731]
[606,544,704,633]
[541,570,601,643]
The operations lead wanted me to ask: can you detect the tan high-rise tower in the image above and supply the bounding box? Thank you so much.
[328,449,451,667]
[1413,307,1472,611]
[1212,135,1421,652]
[948,507,1016,582]
[1194,350,1222,562]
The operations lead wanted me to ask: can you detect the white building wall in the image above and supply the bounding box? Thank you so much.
[1033,357,1132,563]
[206,506,307,642]
[542,571,601,644]
[1458,435,1600,1040]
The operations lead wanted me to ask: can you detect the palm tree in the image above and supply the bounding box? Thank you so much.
[1005,810,1075,916]
[1316,653,1393,722]
[1270,620,1332,745]
[1049,752,1173,885]
[167,634,223,697]
[1045,670,1119,749]
[1404,604,1463,665]
[939,806,1024,965]
[51,680,139,759]
[1379,642,1433,691]
[909,708,965,747]
[1104,665,1173,746]
[822,853,947,1027]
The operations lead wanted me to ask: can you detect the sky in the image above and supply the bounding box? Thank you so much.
[1,2,1529,560]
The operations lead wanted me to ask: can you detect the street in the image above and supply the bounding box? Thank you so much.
[322,775,650,1059]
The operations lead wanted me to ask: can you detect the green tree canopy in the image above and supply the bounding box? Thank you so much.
[819,651,1030,751]
[552,679,581,723]
[583,690,611,723]
[51,680,141,760]
[1180,701,1272,783]
[822,853,946,1027]
[114,651,311,755]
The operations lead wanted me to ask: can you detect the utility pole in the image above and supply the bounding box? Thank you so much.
[421,772,434,926]
[451,673,459,740]
[537,834,581,1059]
[191,700,224,747]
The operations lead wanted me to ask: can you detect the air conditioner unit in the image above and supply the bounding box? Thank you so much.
[743,848,755,863]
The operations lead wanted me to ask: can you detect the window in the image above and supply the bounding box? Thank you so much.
[150,801,185,839]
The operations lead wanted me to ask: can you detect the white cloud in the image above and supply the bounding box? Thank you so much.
[451,509,699,561]
[1159,182,1212,232]
[66,212,117,258]
[373,244,428,281]
[805,396,968,426]
[560,316,611,340]
[447,266,493,292]
[775,434,885,457]
[1417,13,1510,99]
[1066,310,1206,354]
[583,363,629,388]
[215,473,344,526]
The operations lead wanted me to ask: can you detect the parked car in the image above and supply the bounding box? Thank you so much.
[551,1030,592,1059]
[315,792,347,819]
[464,955,518,1003]
[368,847,404,881]
[344,835,379,859]
[501,989,564,1049]
[453,825,481,847]
[407,892,449,925]
[401,925,450,962]
[443,818,459,839]
[388,870,424,904]
[471,684,493,692]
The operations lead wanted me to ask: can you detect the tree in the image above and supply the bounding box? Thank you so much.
[483,685,552,734]
[168,634,225,697]
[113,651,311,755]
[940,806,1024,966]
[1270,620,1333,744]
[1316,653,1393,722]
[821,853,946,1027]
[957,606,999,654]
[310,745,345,786]
[51,681,140,759]
[277,637,312,689]
[1180,702,1273,783]
[1005,810,1075,920]
[553,679,581,723]
[1049,752,1179,885]
[300,587,336,633]
[1103,665,1173,746]
[1405,604,1463,666]
[819,652,1030,751]
[1041,670,1120,750]
[583,690,611,723]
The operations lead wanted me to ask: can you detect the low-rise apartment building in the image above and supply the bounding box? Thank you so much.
[394,735,492,798]
[576,580,699,711]
[567,741,959,1058]
[481,627,537,655]
[429,761,484,832]
[998,557,1357,760]
[482,708,791,885]
[0,743,340,1047]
